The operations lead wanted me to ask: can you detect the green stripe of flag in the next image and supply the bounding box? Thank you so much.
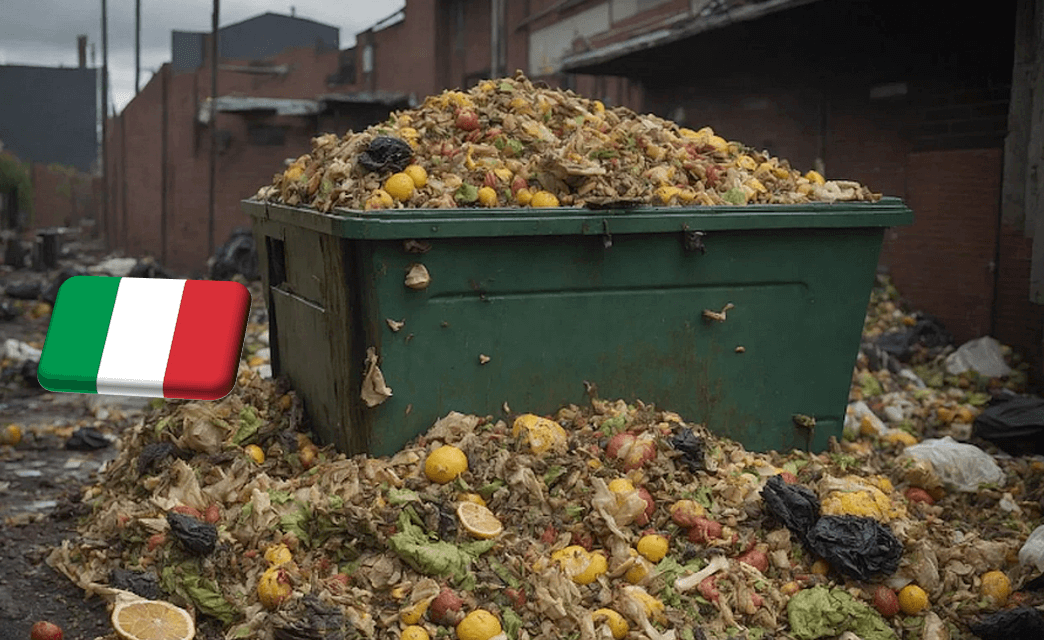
[38,276,122,393]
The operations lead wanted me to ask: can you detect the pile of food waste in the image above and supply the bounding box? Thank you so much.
[45,294,1044,640]
[253,72,881,213]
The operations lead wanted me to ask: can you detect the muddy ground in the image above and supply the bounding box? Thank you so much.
[0,237,231,640]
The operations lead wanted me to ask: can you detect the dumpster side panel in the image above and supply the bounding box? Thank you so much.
[252,213,363,454]
[360,227,884,456]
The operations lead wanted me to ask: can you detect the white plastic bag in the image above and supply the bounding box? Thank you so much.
[1019,525,1044,572]
[902,436,1005,492]
[843,401,886,439]
[945,336,1012,378]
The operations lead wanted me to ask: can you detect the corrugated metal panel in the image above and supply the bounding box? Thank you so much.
[197,97,322,124]
[561,0,822,73]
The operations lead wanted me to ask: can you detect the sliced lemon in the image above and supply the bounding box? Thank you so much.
[457,501,503,539]
[112,597,195,640]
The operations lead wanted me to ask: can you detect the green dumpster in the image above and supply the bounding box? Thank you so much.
[243,198,913,458]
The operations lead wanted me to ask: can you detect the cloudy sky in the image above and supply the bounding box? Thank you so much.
[0,0,404,112]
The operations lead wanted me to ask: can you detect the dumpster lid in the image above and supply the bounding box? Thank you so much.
[243,196,913,240]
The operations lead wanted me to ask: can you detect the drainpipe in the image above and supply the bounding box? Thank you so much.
[161,65,169,265]
[490,0,499,78]
[208,0,219,257]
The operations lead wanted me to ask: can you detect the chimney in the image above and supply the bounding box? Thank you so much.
[77,35,87,68]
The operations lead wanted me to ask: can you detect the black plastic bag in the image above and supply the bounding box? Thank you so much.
[875,315,953,362]
[358,136,413,174]
[110,568,165,600]
[974,396,1044,456]
[65,427,109,450]
[670,428,707,472]
[210,227,259,281]
[41,267,87,306]
[0,301,17,321]
[4,281,41,300]
[129,259,174,279]
[806,515,903,581]
[968,606,1044,640]
[761,475,820,544]
[166,511,218,555]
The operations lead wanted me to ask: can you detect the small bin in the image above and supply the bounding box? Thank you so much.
[244,198,913,458]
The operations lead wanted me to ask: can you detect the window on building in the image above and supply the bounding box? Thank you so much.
[248,123,286,146]
[363,44,374,73]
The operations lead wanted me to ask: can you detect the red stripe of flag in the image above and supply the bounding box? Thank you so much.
[163,280,251,400]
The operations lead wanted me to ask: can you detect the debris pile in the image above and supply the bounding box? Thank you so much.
[43,274,1044,640]
[253,72,880,213]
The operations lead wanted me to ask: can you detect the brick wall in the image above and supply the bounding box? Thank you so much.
[993,224,1044,373]
[887,149,1002,344]
[30,163,94,230]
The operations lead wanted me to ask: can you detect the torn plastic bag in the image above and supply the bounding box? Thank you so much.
[967,606,1044,640]
[902,436,1005,492]
[209,227,259,281]
[41,267,88,306]
[669,428,707,472]
[0,301,17,321]
[110,568,165,600]
[66,427,110,450]
[806,515,903,581]
[761,474,820,544]
[874,315,953,361]
[1018,525,1044,573]
[128,258,174,279]
[974,396,1044,456]
[4,281,41,300]
[358,136,413,174]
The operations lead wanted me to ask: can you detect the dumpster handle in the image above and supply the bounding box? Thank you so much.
[683,230,707,254]
[602,219,612,249]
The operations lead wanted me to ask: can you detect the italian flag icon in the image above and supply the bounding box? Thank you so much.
[38,276,251,400]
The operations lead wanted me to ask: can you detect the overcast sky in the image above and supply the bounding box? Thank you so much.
[0,0,405,113]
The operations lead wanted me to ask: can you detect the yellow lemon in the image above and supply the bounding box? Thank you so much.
[897,584,929,614]
[512,414,567,454]
[424,445,468,484]
[477,186,498,207]
[366,189,394,210]
[403,165,428,188]
[400,600,429,625]
[111,596,195,640]
[592,608,628,640]
[981,571,1011,606]
[530,191,559,207]
[244,444,265,464]
[515,188,533,205]
[258,567,292,610]
[264,543,293,567]
[457,492,487,507]
[1,424,22,446]
[456,501,503,539]
[636,534,669,563]
[384,173,416,201]
[400,625,430,640]
[607,478,636,495]
[573,551,608,585]
[456,610,502,640]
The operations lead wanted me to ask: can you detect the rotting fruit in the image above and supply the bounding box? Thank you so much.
[258,566,292,609]
[456,609,502,640]
[591,609,628,640]
[897,584,929,614]
[424,445,468,484]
